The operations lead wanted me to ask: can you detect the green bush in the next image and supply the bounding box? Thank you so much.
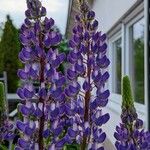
[0,15,21,93]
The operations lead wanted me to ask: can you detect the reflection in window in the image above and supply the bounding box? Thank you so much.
[129,18,144,104]
[112,38,122,94]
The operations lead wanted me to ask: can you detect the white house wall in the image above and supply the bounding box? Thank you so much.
[92,0,137,33]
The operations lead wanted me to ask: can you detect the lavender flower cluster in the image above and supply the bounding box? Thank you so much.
[14,0,110,149]
[16,0,67,149]
[0,119,14,142]
[66,1,110,149]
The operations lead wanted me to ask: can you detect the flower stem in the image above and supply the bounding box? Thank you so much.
[38,30,45,149]
[81,137,87,150]
[38,59,45,150]
[81,52,91,150]
[38,112,45,150]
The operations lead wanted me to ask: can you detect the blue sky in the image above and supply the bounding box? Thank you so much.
[0,0,69,35]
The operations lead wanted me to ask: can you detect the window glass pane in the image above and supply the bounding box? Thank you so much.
[130,18,145,104]
[112,38,122,94]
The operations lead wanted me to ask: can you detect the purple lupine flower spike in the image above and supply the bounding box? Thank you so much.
[65,1,110,149]
[0,120,15,142]
[17,0,67,149]
[114,76,150,150]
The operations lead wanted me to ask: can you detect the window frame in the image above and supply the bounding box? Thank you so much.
[126,15,145,104]
[108,31,122,101]
[125,12,147,121]
[107,4,147,127]
[126,12,145,102]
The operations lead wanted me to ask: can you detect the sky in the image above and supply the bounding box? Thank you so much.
[0,0,69,35]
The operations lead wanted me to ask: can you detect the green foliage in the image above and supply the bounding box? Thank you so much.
[133,38,144,103]
[17,104,23,121]
[11,144,15,150]
[0,144,8,150]
[0,15,21,93]
[58,39,69,74]
[0,82,6,125]
[122,76,134,108]
[58,39,69,54]
[64,144,80,150]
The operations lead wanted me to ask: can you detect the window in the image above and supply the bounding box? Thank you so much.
[106,1,147,133]
[112,38,122,94]
[129,18,145,104]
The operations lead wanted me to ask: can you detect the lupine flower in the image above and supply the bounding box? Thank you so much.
[114,76,150,150]
[0,119,15,142]
[16,0,67,149]
[66,1,110,149]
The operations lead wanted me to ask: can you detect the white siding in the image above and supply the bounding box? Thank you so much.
[92,0,137,32]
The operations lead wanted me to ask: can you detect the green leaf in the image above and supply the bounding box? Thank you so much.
[0,144,8,150]
[11,144,15,150]
[64,144,80,150]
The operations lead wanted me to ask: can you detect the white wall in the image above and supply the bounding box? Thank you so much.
[92,0,137,33]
